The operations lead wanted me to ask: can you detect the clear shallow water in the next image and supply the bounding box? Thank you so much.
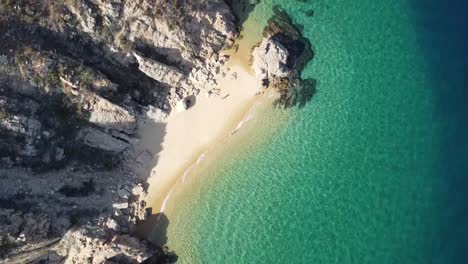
[162,0,468,263]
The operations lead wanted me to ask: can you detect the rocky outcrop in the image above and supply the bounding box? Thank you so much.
[0,166,175,264]
[133,53,186,87]
[80,128,131,153]
[251,6,316,108]
[85,94,137,135]
[252,38,291,82]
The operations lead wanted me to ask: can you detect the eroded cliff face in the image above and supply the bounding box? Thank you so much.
[1,0,238,167]
[0,0,239,263]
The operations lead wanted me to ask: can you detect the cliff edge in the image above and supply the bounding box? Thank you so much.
[0,0,238,263]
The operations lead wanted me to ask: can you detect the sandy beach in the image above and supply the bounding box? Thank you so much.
[140,66,260,208]
[131,27,269,213]
[126,1,283,216]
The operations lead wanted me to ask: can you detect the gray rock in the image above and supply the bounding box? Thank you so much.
[133,52,185,86]
[55,147,65,161]
[143,105,168,123]
[86,94,137,134]
[79,128,130,153]
[230,72,238,80]
[136,150,153,168]
[0,54,8,65]
[117,188,131,199]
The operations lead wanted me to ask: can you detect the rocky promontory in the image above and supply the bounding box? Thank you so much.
[252,6,316,108]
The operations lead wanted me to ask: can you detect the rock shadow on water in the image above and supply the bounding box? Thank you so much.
[225,0,259,26]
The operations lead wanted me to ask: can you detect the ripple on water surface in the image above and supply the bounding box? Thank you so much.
[162,0,468,263]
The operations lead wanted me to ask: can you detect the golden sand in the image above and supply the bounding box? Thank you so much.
[132,7,273,213]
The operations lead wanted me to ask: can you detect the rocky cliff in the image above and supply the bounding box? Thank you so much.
[0,0,240,263]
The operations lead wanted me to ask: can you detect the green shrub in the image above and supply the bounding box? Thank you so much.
[0,108,6,121]
[76,66,94,89]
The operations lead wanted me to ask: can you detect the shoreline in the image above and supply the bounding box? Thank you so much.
[159,87,288,215]
[132,21,269,213]
[158,87,283,211]
[144,81,264,212]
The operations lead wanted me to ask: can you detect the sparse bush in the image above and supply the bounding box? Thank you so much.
[168,23,176,32]
[44,69,60,87]
[0,0,15,16]
[119,35,135,53]
[0,108,6,121]
[76,65,94,89]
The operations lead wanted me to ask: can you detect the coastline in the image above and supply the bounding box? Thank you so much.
[140,65,262,211]
[132,12,272,214]
[0,1,276,262]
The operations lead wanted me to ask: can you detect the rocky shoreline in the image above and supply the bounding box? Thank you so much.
[0,1,313,263]
[1,0,240,263]
[252,6,316,108]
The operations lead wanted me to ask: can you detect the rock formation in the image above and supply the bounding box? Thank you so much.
[252,6,316,108]
[252,38,291,82]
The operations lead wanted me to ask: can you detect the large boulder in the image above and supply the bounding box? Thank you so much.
[79,128,130,153]
[133,53,186,86]
[252,38,291,84]
[85,94,137,135]
[251,6,315,107]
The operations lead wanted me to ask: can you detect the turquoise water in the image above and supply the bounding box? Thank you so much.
[163,0,468,263]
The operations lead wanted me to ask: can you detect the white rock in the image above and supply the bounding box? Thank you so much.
[144,105,168,123]
[131,184,145,197]
[112,202,129,210]
[114,209,123,217]
[176,96,195,112]
[252,38,291,81]
[105,218,119,230]
[133,52,185,86]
